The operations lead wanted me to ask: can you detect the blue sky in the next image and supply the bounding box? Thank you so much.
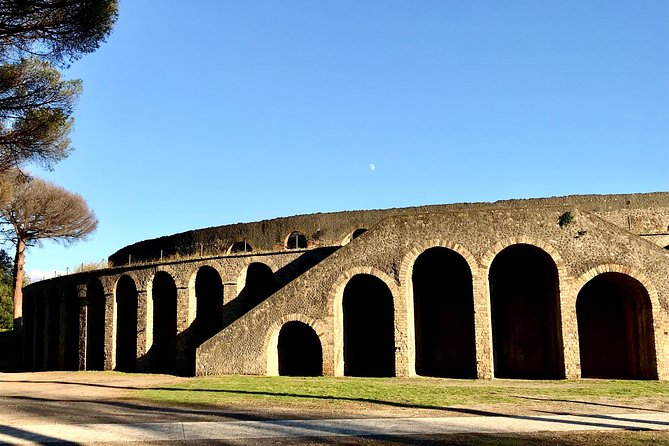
[18,0,669,280]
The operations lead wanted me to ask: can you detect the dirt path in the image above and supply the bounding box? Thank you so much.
[2,371,668,426]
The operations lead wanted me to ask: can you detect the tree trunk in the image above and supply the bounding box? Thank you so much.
[12,237,26,328]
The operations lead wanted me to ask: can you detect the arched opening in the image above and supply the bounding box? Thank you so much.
[278,321,322,376]
[86,278,106,371]
[342,228,368,245]
[194,266,224,337]
[46,288,61,370]
[352,228,367,240]
[237,262,274,312]
[577,272,657,379]
[413,247,476,378]
[151,271,177,374]
[489,244,562,379]
[187,266,224,375]
[343,274,395,377]
[23,293,35,370]
[33,296,45,371]
[62,285,79,371]
[115,275,138,372]
[229,241,252,254]
[286,231,308,249]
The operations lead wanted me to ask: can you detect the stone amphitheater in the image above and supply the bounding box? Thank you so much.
[21,192,669,380]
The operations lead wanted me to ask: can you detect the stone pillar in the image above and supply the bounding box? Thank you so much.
[77,283,87,371]
[223,282,237,304]
[103,289,115,371]
[394,283,410,378]
[473,269,493,379]
[176,285,192,375]
[28,292,39,371]
[43,292,53,370]
[58,289,67,370]
[561,282,582,379]
[39,293,50,371]
[136,290,150,372]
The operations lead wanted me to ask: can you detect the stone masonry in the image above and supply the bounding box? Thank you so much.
[21,192,669,380]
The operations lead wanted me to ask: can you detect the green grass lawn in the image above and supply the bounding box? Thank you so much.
[135,375,669,410]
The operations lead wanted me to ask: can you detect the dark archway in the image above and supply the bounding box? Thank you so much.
[413,247,476,378]
[23,293,35,370]
[151,271,177,374]
[237,263,275,313]
[278,321,322,376]
[46,288,61,370]
[62,285,80,371]
[286,231,308,249]
[343,274,395,377]
[352,228,367,240]
[115,275,138,372]
[194,266,224,337]
[489,244,562,379]
[86,278,106,371]
[186,266,224,375]
[230,241,252,253]
[34,296,46,371]
[577,272,657,379]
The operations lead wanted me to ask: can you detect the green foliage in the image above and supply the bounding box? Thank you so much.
[0,1,117,172]
[559,211,574,227]
[0,1,119,65]
[0,58,81,171]
[0,249,13,330]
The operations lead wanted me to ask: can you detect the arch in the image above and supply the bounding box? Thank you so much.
[278,321,323,376]
[62,284,80,371]
[33,294,45,371]
[150,271,177,374]
[285,231,308,249]
[115,275,138,372]
[86,278,106,371]
[186,265,224,375]
[22,292,35,370]
[236,262,275,312]
[412,247,476,378]
[45,287,61,370]
[229,240,252,254]
[577,272,657,379]
[193,265,224,335]
[265,314,326,376]
[341,228,368,245]
[488,243,563,379]
[342,274,395,377]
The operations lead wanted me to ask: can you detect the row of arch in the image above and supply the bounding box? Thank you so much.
[273,244,658,379]
[228,228,368,254]
[24,261,277,375]
[25,243,660,380]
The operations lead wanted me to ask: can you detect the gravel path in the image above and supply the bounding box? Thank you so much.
[2,372,668,445]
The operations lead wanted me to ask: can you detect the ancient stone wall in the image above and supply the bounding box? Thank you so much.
[21,192,669,381]
[107,193,669,265]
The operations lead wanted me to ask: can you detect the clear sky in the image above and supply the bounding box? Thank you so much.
[17,0,669,280]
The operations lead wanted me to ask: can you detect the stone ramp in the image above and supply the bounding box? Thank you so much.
[2,413,668,444]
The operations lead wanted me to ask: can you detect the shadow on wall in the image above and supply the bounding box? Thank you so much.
[0,328,19,371]
[136,247,338,377]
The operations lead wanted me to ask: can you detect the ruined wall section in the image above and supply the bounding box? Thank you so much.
[109,193,669,266]
[196,205,669,379]
[22,249,324,373]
